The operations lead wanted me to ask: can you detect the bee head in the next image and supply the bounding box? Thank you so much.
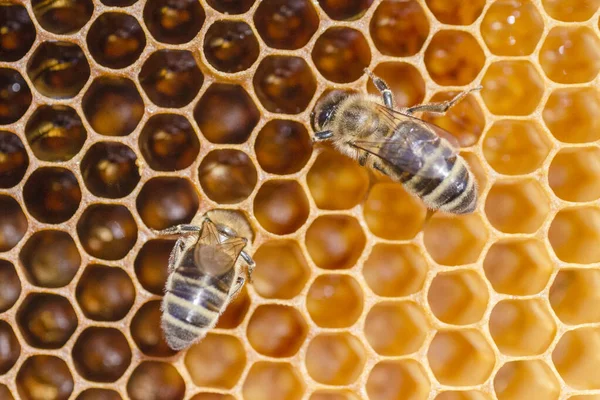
[311,90,350,132]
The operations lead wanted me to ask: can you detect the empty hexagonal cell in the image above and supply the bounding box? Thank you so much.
[185,333,246,389]
[254,180,309,235]
[494,360,560,400]
[306,215,366,270]
[143,0,205,44]
[481,61,544,116]
[550,269,600,324]
[73,327,131,383]
[423,214,488,266]
[77,389,122,400]
[0,68,31,124]
[198,149,257,204]
[485,179,550,234]
[365,62,426,108]
[306,333,365,385]
[0,195,27,252]
[317,0,373,20]
[549,207,600,264]
[307,274,363,328]
[255,119,313,175]
[254,0,319,50]
[483,120,552,175]
[77,204,138,260]
[16,355,73,400]
[23,167,81,224]
[0,2,36,62]
[27,41,90,99]
[82,76,144,137]
[543,87,600,143]
[216,286,251,329]
[310,391,359,400]
[480,0,544,56]
[76,264,135,321]
[549,147,600,202]
[0,260,20,312]
[195,83,259,143]
[553,328,600,389]
[206,0,254,14]
[367,360,430,400]
[203,20,259,73]
[131,300,176,357]
[137,177,199,230]
[312,27,370,83]
[139,50,203,108]
[254,55,316,114]
[127,361,185,400]
[190,394,235,400]
[428,330,495,386]
[31,0,93,34]
[243,362,303,400]
[542,0,598,21]
[247,304,307,357]
[17,293,77,349]
[135,239,174,295]
[0,320,19,375]
[428,270,489,325]
[363,243,427,297]
[540,26,600,84]
[425,0,484,24]
[0,130,28,188]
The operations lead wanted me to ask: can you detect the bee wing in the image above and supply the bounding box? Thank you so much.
[218,237,247,262]
[199,218,221,246]
[194,237,247,276]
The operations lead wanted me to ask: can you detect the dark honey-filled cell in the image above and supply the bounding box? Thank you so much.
[247,304,308,357]
[27,41,90,99]
[77,389,123,400]
[23,167,81,224]
[206,0,255,14]
[312,27,371,83]
[253,56,317,114]
[0,320,20,375]
[317,0,373,20]
[365,62,426,108]
[102,0,138,5]
[17,293,78,349]
[137,177,199,230]
[307,274,363,328]
[0,195,27,252]
[306,215,366,269]
[76,264,136,321]
[127,361,185,400]
[203,20,259,73]
[139,50,203,108]
[425,0,485,25]
[131,300,177,357]
[82,76,144,137]
[216,286,251,329]
[0,384,13,400]
[25,105,87,162]
[0,260,20,312]
[134,239,174,295]
[72,327,132,383]
[255,119,313,175]
[16,355,74,400]
[143,0,205,45]
[254,0,319,50]
[0,68,31,125]
[86,12,146,69]
[80,142,140,199]
[0,130,28,188]
[254,180,310,235]
[198,149,257,204]
[243,362,304,400]
[31,0,94,35]
[0,2,36,62]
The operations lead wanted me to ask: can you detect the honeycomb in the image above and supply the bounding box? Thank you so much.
[0,0,599,399]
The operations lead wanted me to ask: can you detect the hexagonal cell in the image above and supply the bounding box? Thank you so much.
[543,87,600,143]
[540,27,600,84]
[0,2,36,62]
[243,362,303,400]
[130,300,176,357]
[317,0,373,20]
[0,260,20,312]
[17,293,77,349]
[25,105,87,162]
[127,361,185,400]
[0,320,19,375]
[363,243,427,297]
[307,150,369,210]
[76,264,135,321]
[0,195,27,252]
[365,62,426,108]
[19,230,80,288]
[0,130,28,188]
[82,76,144,137]
[139,50,203,108]
[23,167,81,224]
[366,360,430,400]
[483,120,551,175]
[549,147,600,202]
[425,0,484,24]
[306,215,366,270]
[428,270,488,325]
[485,179,550,234]
[31,0,93,34]
[307,274,363,328]
[16,355,73,400]
[312,27,370,84]
[136,177,199,230]
[73,327,132,383]
[480,0,544,56]
[77,204,138,260]
[484,238,552,295]
[143,0,205,44]
[190,394,235,400]
[254,55,316,114]
[494,360,560,400]
[310,391,360,400]
[216,286,251,329]
[134,239,174,295]
[0,68,31,124]
[185,333,246,389]
[27,41,90,99]
[198,149,257,204]
[490,299,556,356]
[0,385,13,400]
[542,0,598,21]
[423,214,488,266]
[194,83,259,143]
[77,389,122,400]
[428,330,495,386]
[254,0,319,50]
[203,20,259,73]
[481,61,544,116]
[247,304,307,357]
[435,391,490,400]
[549,207,600,264]
[553,328,600,389]
[253,180,309,235]
[102,0,137,5]
[550,269,600,325]
[255,119,313,175]
[306,333,365,385]
[206,0,254,14]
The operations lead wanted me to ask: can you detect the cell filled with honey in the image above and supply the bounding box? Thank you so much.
[31,0,94,35]
[131,300,177,357]
[23,167,81,224]
[127,361,185,400]
[73,327,132,382]
[0,320,20,374]
[0,259,21,312]
[0,195,27,252]
[0,2,36,62]
[253,179,310,235]
[203,20,259,73]
[255,119,313,175]
[198,149,258,204]
[365,62,426,108]
[0,68,31,124]
[143,0,205,44]
[0,130,28,188]
[254,0,319,50]
[16,355,74,400]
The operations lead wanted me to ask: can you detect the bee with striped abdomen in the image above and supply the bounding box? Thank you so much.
[312,69,481,215]
[155,209,255,351]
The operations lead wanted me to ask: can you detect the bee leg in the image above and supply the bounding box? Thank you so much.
[167,238,186,273]
[373,163,389,176]
[240,251,255,283]
[404,85,483,115]
[154,224,201,236]
[229,275,246,300]
[422,209,436,230]
[358,153,369,167]
[364,68,394,109]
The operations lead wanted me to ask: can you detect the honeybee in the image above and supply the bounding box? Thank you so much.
[312,69,481,215]
[155,209,255,351]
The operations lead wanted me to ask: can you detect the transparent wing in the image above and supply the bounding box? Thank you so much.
[194,237,247,276]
